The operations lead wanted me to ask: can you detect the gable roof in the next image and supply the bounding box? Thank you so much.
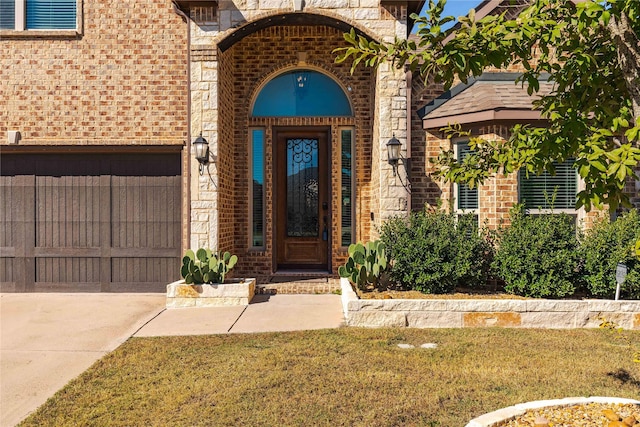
[418,72,553,130]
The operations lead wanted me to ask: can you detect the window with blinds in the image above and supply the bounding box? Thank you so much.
[455,142,478,210]
[341,128,354,247]
[26,0,76,30]
[250,129,265,248]
[519,159,577,210]
[0,0,15,29]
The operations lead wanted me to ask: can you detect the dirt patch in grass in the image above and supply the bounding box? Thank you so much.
[20,328,640,427]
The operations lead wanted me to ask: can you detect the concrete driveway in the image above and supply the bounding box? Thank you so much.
[0,293,165,427]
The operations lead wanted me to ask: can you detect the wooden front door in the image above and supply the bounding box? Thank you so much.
[275,129,329,270]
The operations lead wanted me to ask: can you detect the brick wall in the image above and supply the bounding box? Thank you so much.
[417,123,610,229]
[409,75,445,210]
[218,46,236,254]
[0,0,188,146]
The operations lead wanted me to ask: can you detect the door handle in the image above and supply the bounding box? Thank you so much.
[322,216,328,241]
[322,201,328,211]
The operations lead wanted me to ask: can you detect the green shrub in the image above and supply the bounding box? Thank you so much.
[379,208,492,294]
[581,210,640,299]
[338,240,388,291]
[492,206,580,298]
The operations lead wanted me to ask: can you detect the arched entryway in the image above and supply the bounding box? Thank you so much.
[252,69,353,270]
[213,18,376,278]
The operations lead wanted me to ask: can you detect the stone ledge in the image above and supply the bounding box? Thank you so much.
[166,279,256,308]
[340,278,640,329]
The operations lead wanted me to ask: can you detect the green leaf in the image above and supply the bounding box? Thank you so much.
[228,255,238,270]
[338,265,349,278]
[196,248,207,262]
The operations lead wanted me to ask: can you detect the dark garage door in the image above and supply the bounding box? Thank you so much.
[0,153,182,292]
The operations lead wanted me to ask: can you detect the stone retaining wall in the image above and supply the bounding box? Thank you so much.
[340,279,640,330]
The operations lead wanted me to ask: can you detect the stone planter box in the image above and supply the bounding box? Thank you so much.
[466,396,640,427]
[166,278,256,308]
[340,278,640,329]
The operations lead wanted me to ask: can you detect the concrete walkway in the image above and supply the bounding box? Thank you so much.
[135,294,344,337]
[0,292,343,427]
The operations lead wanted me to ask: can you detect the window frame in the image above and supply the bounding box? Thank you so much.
[248,127,266,250]
[452,139,479,221]
[0,0,82,36]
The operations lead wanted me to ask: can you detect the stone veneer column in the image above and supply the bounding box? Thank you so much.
[190,17,220,250]
[376,63,410,230]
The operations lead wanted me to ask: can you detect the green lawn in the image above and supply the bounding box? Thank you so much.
[21,328,640,426]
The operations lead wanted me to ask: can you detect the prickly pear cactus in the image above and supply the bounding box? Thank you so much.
[338,240,388,291]
[181,248,238,284]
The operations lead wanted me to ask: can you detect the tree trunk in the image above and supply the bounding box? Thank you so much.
[608,11,640,130]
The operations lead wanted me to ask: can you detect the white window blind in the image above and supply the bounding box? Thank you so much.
[341,129,354,246]
[26,0,76,29]
[250,129,265,248]
[0,0,15,29]
[456,142,478,210]
[519,159,577,209]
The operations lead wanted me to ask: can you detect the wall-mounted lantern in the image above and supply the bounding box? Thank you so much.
[386,134,402,177]
[193,132,209,175]
[386,134,411,192]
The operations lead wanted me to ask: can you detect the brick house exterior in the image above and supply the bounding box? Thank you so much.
[182,0,422,280]
[1,0,637,291]
[1,0,189,291]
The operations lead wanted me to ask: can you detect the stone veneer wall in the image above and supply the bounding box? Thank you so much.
[190,40,221,250]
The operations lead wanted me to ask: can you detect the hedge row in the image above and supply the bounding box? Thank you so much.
[379,207,640,299]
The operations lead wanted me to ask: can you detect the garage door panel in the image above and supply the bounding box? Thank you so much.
[1,171,17,289]
[111,175,181,249]
[0,258,14,278]
[36,257,101,283]
[111,258,176,283]
[33,282,102,293]
[0,153,182,292]
[36,175,102,248]
[1,177,15,248]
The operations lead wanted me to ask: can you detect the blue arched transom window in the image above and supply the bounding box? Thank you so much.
[252,70,352,117]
